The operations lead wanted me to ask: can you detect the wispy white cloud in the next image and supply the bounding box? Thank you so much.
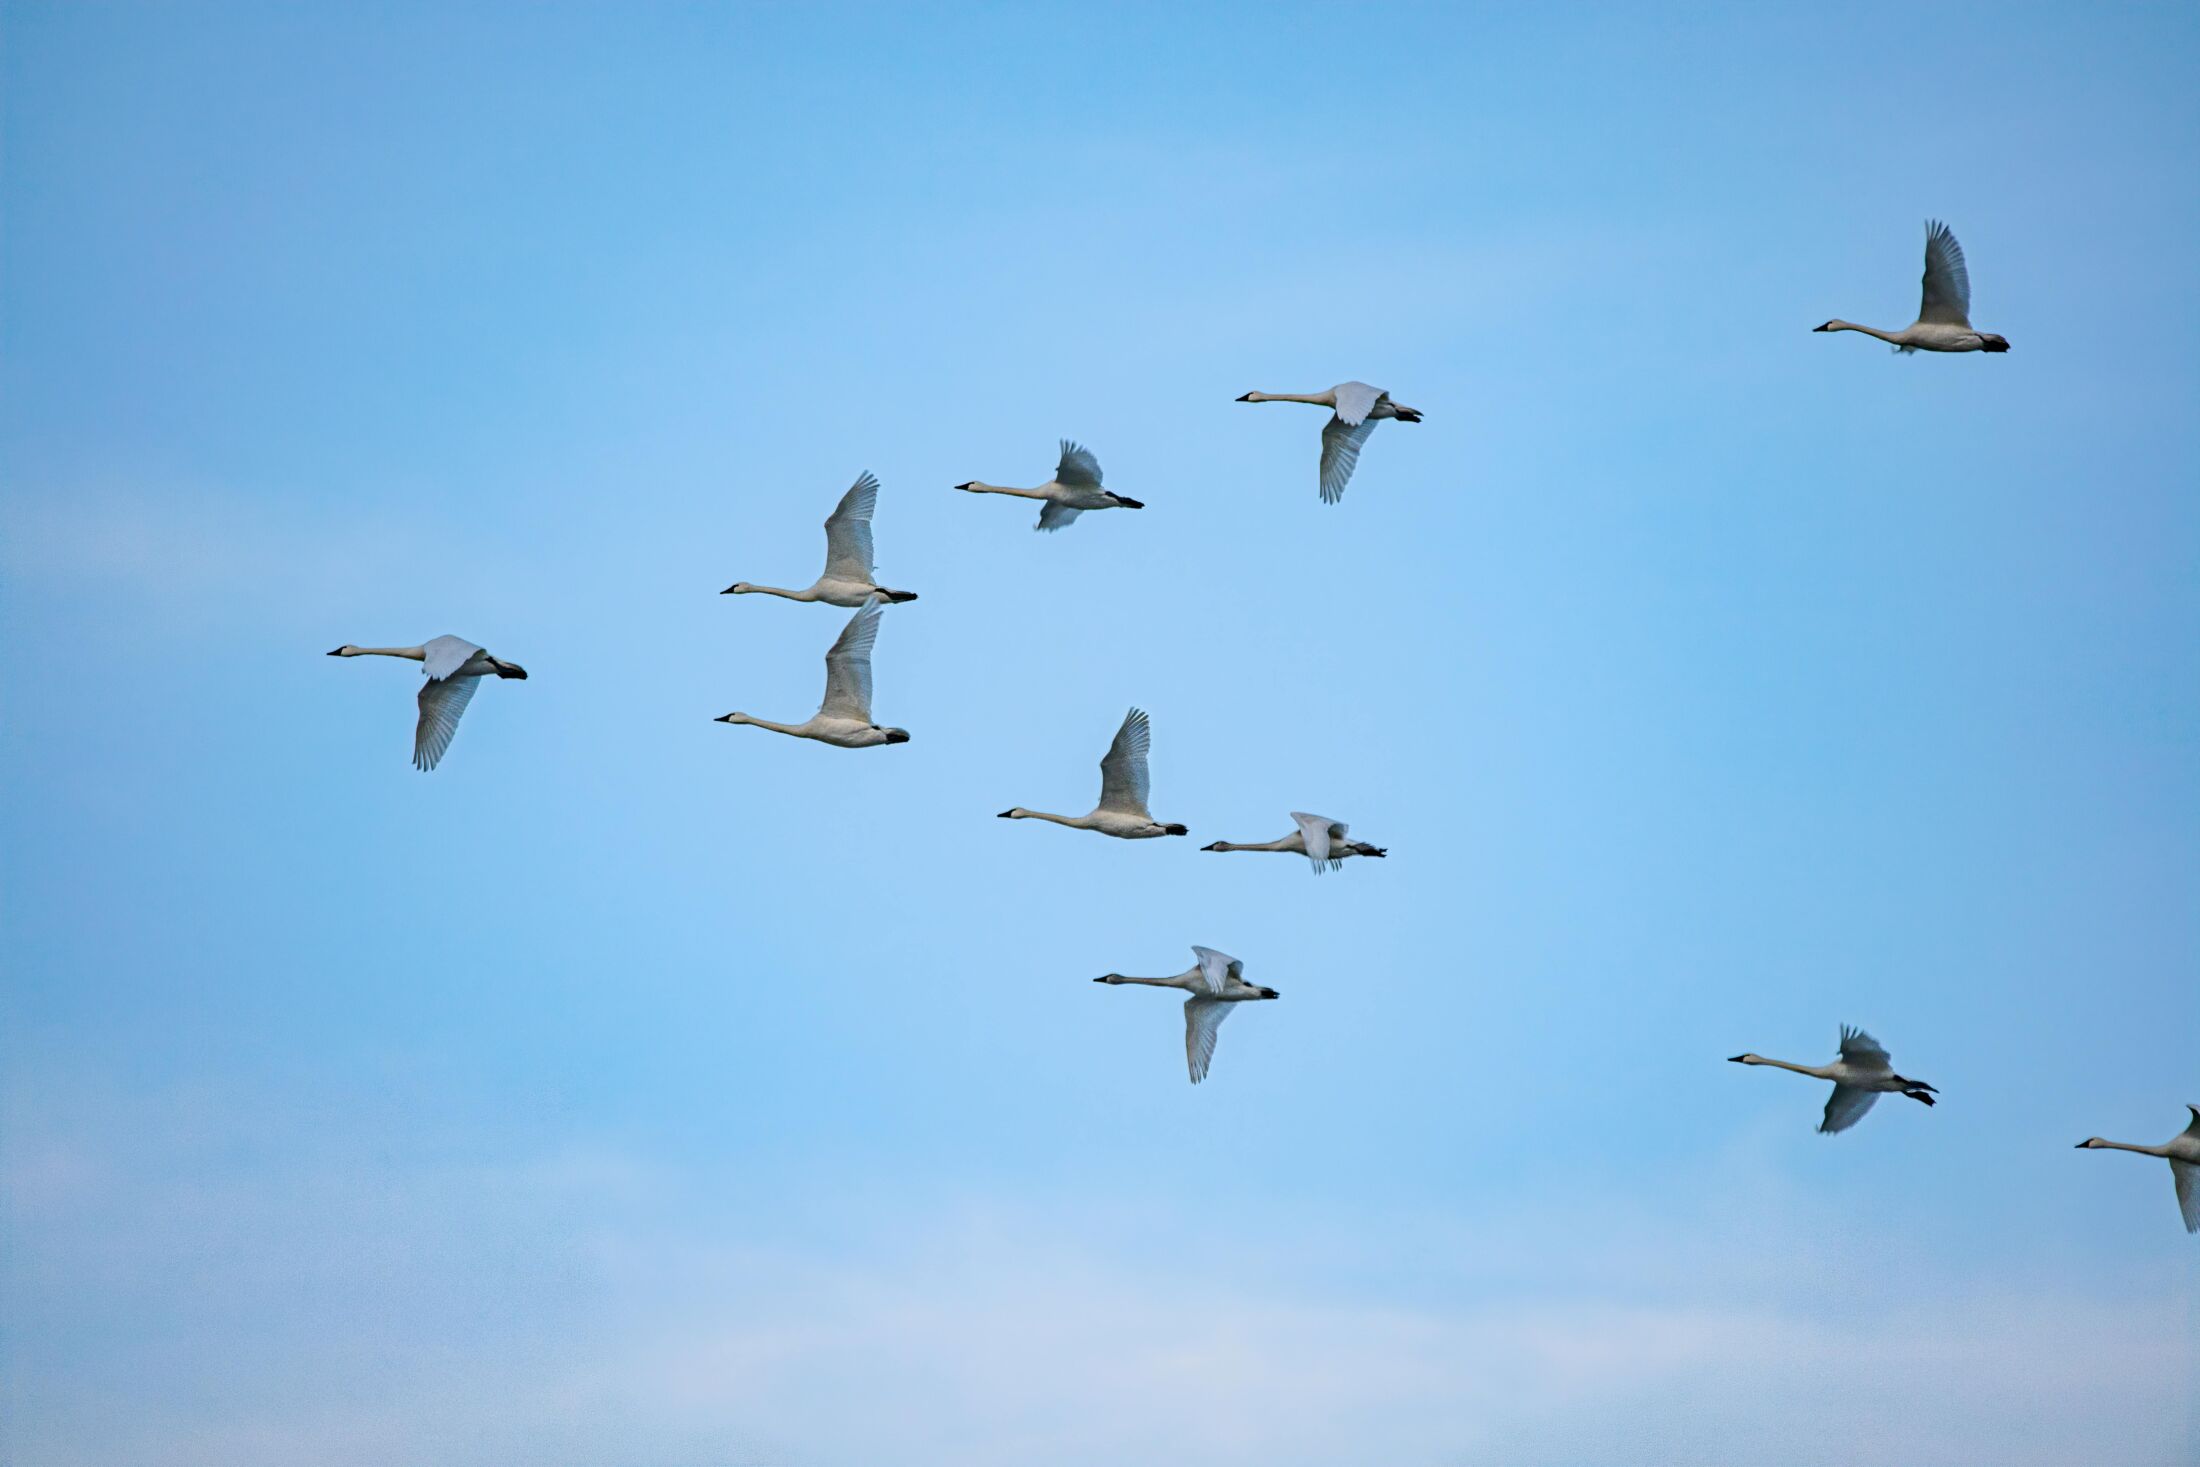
[4,1073,2189,1467]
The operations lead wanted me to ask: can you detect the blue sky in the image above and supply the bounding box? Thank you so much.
[3,3,2196,1463]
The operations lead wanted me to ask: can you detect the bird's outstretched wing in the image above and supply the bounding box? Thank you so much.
[822,471,880,583]
[1918,220,1973,327]
[421,635,483,681]
[1319,415,1381,504]
[1036,500,1083,533]
[1055,440,1103,487]
[1838,1025,1892,1073]
[1819,1085,1880,1135]
[819,599,883,721]
[1190,945,1241,996]
[414,673,480,771]
[1291,811,1345,871]
[1331,381,1384,426]
[1096,707,1153,816]
[1184,996,1235,1084]
[2173,1160,2199,1234]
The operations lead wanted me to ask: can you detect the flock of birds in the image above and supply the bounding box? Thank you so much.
[325,222,2198,1233]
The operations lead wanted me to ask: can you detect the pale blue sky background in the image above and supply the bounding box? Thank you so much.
[3,4,2197,1464]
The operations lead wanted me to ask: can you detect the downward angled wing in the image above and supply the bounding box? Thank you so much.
[1918,220,1973,327]
[1319,415,1380,504]
[1819,1085,1880,1135]
[1838,1025,1892,1073]
[1096,707,1153,815]
[1184,996,1235,1084]
[1291,811,1345,871]
[421,635,483,681]
[1190,945,1242,996]
[821,471,880,583]
[414,673,480,770]
[2173,1160,2199,1234]
[1036,501,1082,533]
[818,600,882,721]
[1331,381,1384,427]
[1055,440,1103,487]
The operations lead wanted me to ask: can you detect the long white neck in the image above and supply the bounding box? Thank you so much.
[342,646,426,660]
[1099,971,1194,991]
[728,714,810,737]
[960,481,1048,500]
[2086,1139,2172,1158]
[1243,390,1334,406]
[1747,1056,1836,1080]
[1820,320,1906,345]
[1015,808,1095,829]
[739,583,820,602]
[1207,836,1299,853]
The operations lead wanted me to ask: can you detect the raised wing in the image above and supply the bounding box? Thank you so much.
[1918,220,1973,327]
[1055,440,1103,488]
[1838,1025,1892,1073]
[1291,811,1344,872]
[821,471,880,583]
[1183,996,1235,1084]
[1819,1085,1880,1135]
[421,635,483,681]
[2173,1160,2199,1234]
[1036,500,1083,533]
[1319,415,1380,505]
[413,672,480,771]
[1331,381,1384,427]
[1190,945,1242,996]
[1096,707,1153,816]
[818,599,882,721]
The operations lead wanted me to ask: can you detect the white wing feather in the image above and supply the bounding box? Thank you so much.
[1055,440,1103,487]
[1189,945,1241,996]
[1819,1086,1880,1135]
[1096,708,1153,816]
[821,471,880,583]
[1838,1025,1893,1073]
[413,673,480,771]
[420,635,483,681]
[818,600,882,721]
[1184,996,1234,1084]
[1918,220,1973,328]
[1330,381,1384,426]
[1036,500,1082,533]
[1319,415,1380,505]
[2173,1160,2199,1234]
[1290,811,1346,872]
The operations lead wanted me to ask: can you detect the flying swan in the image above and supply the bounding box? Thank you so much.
[1202,812,1388,873]
[1235,381,1422,503]
[2076,1105,2200,1233]
[998,707,1186,838]
[954,440,1143,531]
[721,470,919,606]
[327,635,528,771]
[1094,945,1278,1084]
[715,597,909,747]
[1814,220,2010,353]
[1728,1026,1937,1134]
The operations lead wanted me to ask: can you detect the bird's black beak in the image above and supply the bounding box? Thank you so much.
[1812,322,1834,332]
[952,482,973,491]
[2073,1140,2089,1148]
[714,714,737,723]
[720,585,739,594]
[996,809,1015,818]
[1200,842,1222,851]
[1235,392,1254,401]
[325,648,344,656]
[1727,1054,1748,1063]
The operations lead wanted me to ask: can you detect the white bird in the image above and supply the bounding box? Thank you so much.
[721,471,919,606]
[1728,1026,1938,1134]
[1202,812,1388,873]
[1815,220,2010,354]
[954,440,1144,531]
[327,635,528,771]
[1235,381,1423,503]
[997,707,1187,839]
[2076,1106,2200,1233]
[715,598,909,748]
[1094,945,1279,1084]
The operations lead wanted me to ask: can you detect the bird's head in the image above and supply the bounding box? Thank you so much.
[952,481,977,492]
[997,807,1028,819]
[1199,841,1225,852]
[715,712,752,726]
[327,645,358,656]
[1728,1053,1761,1065]
[1979,333,2011,352]
[722,581,754,595]
[1811,321,1838,333]
[1093,973,1122,984]
[2074,1137,2110,1149]
[1235,391,1261,402]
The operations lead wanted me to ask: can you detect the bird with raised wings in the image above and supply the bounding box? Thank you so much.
[715,598,909,748]
[1729,1026,1938,1134]
[327,635,528,771]
[1814,220,2010,353]
[1236,380,1423,503]
[997,707,1187,838]
[1094,945,1278,1084]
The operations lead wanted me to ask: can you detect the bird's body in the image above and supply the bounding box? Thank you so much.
[1094,945,1278,1084]
[1236,380,1422,503]
[327,635,528,771]
[1203,811,1387,872]
[1729,1026,1938,1134]
[1815,220,2010,354]
[716,598,909,748]
[2076,1106,2200,1233]
[723,471,918,606]
[998,707,1187,838]
[954,441,1144,530]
